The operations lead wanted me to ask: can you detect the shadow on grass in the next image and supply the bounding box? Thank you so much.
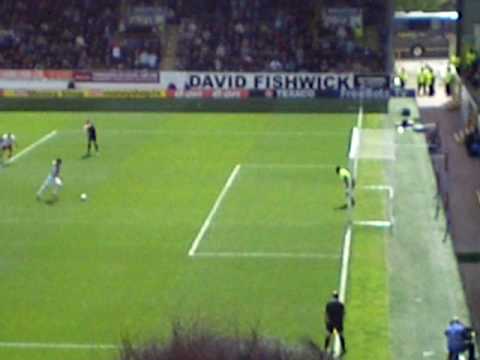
[334,204,348,211]
[37,195,59,205]
[44,197,59,205]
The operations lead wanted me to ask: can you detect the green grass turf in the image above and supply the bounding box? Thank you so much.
[345,113,392,360]
[199,165,344,254]
[0,112,362,360]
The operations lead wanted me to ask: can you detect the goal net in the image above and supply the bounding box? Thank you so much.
[348,126,395,228]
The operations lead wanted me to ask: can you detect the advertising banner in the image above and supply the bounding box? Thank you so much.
[74,70,159,83]
[354,74,390,90]
[44,70,73,80]
[83,90,166,98]
[127,6,166,27]
[275,89,317,98]
[73,71,92,82]
[339,88,415,100]
[166,89,250,99]
[0,70,72,81]
[0,89,168,99]
[2,90,60,98]
[323,7,363,28]
[161,72,355,91]
[0,70,406,100]
[0,70,46,80]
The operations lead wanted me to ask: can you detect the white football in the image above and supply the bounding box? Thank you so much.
[80,193,88,201]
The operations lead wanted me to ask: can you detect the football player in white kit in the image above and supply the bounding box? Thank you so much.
[36,158,63,201]
[1,132,16,164]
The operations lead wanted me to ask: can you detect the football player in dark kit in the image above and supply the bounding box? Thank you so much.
[324,290,346,356]
[84,120,99,156]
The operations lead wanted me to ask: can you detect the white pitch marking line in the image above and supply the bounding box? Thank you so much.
[356,105,364,129]
[334,225,352,356]
[188,164,241,256]
[360,141,426,148]
[354,220,393,228]
[361,185,395,199]
[243,163,336,169]
[6,130,58,164]
[194,252,340,259]
[0,341,117,350]
[61,129,348,137]
[350,105,363,180]
[338,226,352,303]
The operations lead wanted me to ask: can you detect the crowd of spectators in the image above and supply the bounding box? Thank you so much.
[313,0,387,72]
[176,0,388,73]
[0,0,164,70]
[0,0,119,69]
[0,0,388,73]
[176,0,315,72]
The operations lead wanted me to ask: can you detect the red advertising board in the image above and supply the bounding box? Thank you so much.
[0,70,73,80]
[44,70,73,80]
[73,71,159,83]
[167,89,250,99]
[0,70,45,80]
[73,71,93,82]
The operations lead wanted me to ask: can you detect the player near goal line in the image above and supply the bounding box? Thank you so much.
[336,166,355,208]
[324,290,347,356]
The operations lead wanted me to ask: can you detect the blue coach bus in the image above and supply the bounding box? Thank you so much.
[393,11,458,58]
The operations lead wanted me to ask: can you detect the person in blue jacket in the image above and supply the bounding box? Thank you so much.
[445,317,476,360]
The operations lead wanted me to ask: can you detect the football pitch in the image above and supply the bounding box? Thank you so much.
[0,111,391,360]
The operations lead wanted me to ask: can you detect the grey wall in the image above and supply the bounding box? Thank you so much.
[458,0,480,53]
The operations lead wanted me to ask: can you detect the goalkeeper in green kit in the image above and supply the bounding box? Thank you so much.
[336,166,355,208]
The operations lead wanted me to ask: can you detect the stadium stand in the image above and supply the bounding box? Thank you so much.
[0,0,120,69]
[175,0,388,72]
[175,0,315,72]
[0,0,387,72]
[0,0,165,70]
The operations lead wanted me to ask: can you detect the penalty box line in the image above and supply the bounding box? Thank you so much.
[188,164,241,256]
[5,130,58,165]
[188,162,338,258]
[194,252,341,260]
[243,163,336,169]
